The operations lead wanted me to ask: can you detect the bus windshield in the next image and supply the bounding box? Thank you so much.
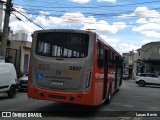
[36,32,89,58]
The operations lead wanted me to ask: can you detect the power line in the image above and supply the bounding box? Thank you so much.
[10,0,160,30]
[12,8,44,30]
[15,0,160,9]
[12,13,36,30]
[13,6,47,29]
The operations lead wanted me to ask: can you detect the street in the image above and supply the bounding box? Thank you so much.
[0,80,160,120]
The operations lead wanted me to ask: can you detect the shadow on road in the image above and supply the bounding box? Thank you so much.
[29,102,130,117]
[144,85,160,89]
[27,90,121,117]
[135,85,160,89]
[30,102,102,117]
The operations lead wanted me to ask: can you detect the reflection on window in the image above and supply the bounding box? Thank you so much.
[44,43,50,54]
[38,41,50,55]
[97,41,104,68]
[36,32,89,58]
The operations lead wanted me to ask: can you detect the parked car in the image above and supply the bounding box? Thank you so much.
[0,63,17,98]
[16,74,28,92]
[136,73,160,87]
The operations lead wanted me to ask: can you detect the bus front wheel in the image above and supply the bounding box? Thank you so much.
[105,85,112,104]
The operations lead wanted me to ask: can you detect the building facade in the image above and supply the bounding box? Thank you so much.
[122,51,138,79]
[6,30,31,75]
[6,40,31,74]
[137,42,160,76]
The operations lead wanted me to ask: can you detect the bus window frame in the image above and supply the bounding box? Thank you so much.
[35,32,89,58]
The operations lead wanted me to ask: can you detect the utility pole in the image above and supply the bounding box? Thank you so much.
[0,0,12,60]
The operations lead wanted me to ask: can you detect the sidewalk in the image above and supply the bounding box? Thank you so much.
[123,79,136,83]
[129,79,136,83]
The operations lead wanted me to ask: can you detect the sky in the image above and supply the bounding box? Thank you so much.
[6,0,160,53]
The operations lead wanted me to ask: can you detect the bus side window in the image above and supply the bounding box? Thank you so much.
[108,50,116,68]
[97,41,104,68]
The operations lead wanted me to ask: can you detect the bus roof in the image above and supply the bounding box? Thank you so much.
[33,29,97,34]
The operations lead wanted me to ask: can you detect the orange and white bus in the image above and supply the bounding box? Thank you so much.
[28,29,123,106]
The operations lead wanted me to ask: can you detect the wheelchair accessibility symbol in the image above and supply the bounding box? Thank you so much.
[37,73,43,80]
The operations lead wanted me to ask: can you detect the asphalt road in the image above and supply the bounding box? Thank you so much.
[0,80,160,120]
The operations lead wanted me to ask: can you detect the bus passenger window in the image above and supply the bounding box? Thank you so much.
[97,42,104,68]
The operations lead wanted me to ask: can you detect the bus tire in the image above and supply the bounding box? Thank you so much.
[105,85,112,104]
[8,86,16,98]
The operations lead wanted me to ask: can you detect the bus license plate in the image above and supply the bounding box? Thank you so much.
[51,81,64,86]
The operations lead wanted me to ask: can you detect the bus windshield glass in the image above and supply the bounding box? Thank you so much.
[36,32,89,58]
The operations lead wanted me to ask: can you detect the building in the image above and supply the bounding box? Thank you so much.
[15,30,28,41]
[5,31,31,75]
[9,30,28,41]
[6,40,31,74]
[137,42,160,75]
[122,51,138,79]
[0,2,4,32]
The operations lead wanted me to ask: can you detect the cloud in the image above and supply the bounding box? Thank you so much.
[10,7,39,33]
[133,23,160,31]
[141,39,159,45]
[69,0,90,4]
[82,20,126,34]
[99,35,120,43]
[33,11,126,34]
[120,6,160,38]
[141,31,160,38]
[117,43,140,53]
[134,6,160,18]
[136,18,148,24]
[120,6,160,18]
[96,35,120,48]
[9,6,41,42]
[9,7,127,53]
[97,0,116,3]
[132,23,160,37]
[97,35,140,54]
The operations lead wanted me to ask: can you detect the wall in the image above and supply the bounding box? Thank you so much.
[141,42,160,60]
[9,40,31,73]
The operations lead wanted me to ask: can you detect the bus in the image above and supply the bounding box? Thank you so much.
[28,29,123,106]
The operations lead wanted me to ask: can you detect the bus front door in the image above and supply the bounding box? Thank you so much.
[103,49,108,100]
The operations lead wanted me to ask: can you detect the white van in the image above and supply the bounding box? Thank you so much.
[0,63,17,98]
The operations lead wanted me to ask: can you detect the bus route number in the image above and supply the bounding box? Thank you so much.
[69,66,81,71]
